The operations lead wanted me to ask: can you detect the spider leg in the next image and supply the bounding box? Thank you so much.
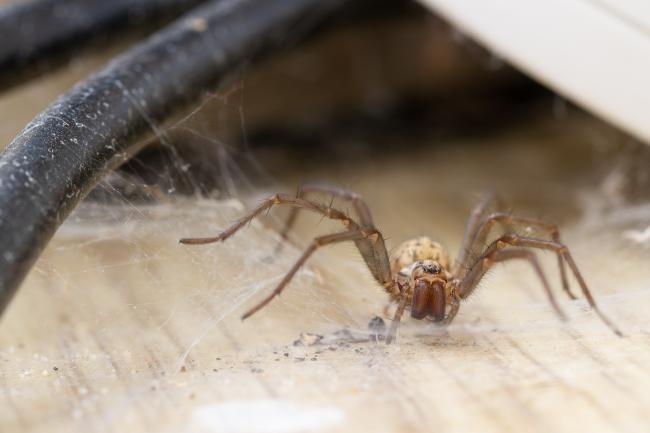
[459,233,622,336]
[180,192,393,288]
[454,192,501,275]
[459,212,576,300]
[441,291,461,325]
[459,248,567,321]
[241,228,382,320]
[179,193,359,245]
[276,182,375,252]
[386,295,409,344]
[274,183,392,286]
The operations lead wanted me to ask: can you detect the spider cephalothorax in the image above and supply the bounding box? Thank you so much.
[181,183,621,342]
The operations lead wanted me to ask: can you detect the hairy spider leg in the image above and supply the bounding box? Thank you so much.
[441,292,461,325]
[180,192,394,303]
[454,192,501,275]
[455,248,567,322]
[386,295,409,344]
[458,233,622,336]
[276,182,376,252]
[241,228,382,320]
[461,213,576,300]
[271,184,392,285]
[179,193,362,245]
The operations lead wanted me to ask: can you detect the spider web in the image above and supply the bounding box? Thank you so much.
[8,79,391,371]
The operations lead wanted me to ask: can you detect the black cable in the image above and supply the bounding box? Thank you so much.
[0,0,208,91]
[0,0,345,316]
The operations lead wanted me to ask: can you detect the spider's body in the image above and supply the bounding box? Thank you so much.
[181,183,621,342]
[390,237,454,323]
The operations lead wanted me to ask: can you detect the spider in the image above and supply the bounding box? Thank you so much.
[180,183,621,342]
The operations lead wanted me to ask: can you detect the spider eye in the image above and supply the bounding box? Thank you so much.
[423,264,441,274]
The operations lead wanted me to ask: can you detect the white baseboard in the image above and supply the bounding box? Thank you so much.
[420,0,650,144]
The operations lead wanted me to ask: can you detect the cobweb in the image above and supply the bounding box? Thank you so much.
[7,81,392,372]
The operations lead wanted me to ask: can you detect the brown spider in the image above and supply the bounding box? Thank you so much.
[180,183,621,342]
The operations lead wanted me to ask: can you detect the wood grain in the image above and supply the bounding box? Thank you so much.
[1,117,649,433]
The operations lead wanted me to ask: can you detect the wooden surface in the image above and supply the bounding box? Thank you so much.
[2,114,650,433]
